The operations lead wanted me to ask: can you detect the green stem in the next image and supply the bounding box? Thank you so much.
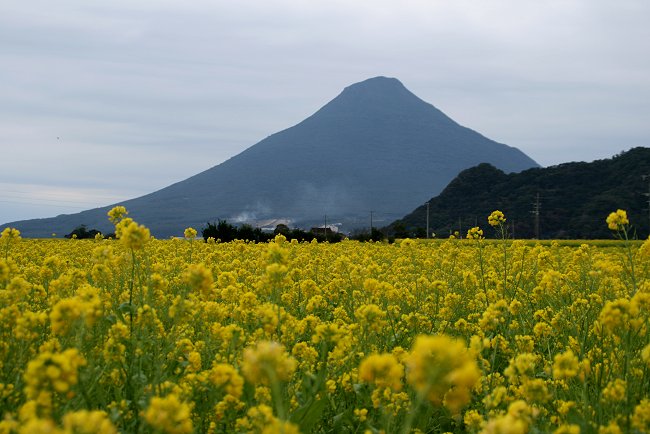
[501,225,509,300]
[127,248,140,432]
[622,227,637,294]
[477,240,487,296]
[129,249,136,336]
[268,370,286,420]
[400,390,427,434]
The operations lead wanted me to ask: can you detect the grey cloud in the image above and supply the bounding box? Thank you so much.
[1,0,649,224]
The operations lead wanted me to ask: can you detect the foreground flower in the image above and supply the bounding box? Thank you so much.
[208,363,245,398]
[242,341,297,386]
[144,394,193,434]
[406,334,479,413]
[0,227,21,240]
[184,227,198,240]
[642,344,650,368]
[62,410,117,434]
[261,419,301,434]
[183,263,214,298]
[602,379,626,403]
[467,226,484,240]
[488,210,506,227]
[24,348,87,409]
[359,353,404,391]
[632,399,650,432]
[107,206,128,224]
[118,220,150,250]
[553,349,580,380]
[481,400,534,434]
[606,209,629,231]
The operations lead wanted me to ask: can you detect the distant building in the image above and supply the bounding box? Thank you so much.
[310,225,338,236]
[256,218,293,233]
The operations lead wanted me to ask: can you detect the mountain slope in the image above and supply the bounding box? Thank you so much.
[6,76,538,237]
[388,147,650,239]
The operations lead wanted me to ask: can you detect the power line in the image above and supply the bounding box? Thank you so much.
[425,202,430,238]
[642,175,650,236]
[531,193,541,239]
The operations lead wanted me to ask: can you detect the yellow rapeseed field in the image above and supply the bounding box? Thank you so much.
[0,208,649,433]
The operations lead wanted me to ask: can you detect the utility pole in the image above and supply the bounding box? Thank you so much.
[370,210,374,236]
[425,202,430,239]
[531,193,541,239]
[324,214,327,241]
[643,175,650,237]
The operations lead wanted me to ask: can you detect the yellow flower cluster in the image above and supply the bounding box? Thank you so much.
[467,226,484,240]
[143,394,193,434]
[50,285,102,335]
[359,353,404,391]
[0,208,649,432]
[182,262,214,298]
[242,341,297,386]
[406,335,480,414]
[481,400,534,434]
[23,348,86,409]
[108,206,150,250]
[1,227,21,238]
[487,210,506,227]
[553,350,580,380]
[606,209,629,231]
[632,399,650,432]
[183,227,197,240]
[118,220,150,250]
[61,410,117,434]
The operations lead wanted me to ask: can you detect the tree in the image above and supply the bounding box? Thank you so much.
[65,225,101,239]
[202,220,238,242]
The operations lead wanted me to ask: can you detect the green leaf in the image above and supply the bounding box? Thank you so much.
[290,397,328,433]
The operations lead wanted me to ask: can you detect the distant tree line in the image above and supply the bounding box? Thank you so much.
[201,220,270,243]
[64,220,391,243]
[65,225,102,239]
[349,227,389,242]
[201,220,350,243]
[201,220,393,243]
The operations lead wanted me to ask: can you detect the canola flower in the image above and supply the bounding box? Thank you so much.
[117,220,150,250]
[358,353,404,391]
[22,348,86,416]
[143,394,193,434]
[0,208,649,432]
[1,227,21,240]
[467,226,484,240]
[606,209,629,231]
[241,341,297,386]
[553,350,580,380]
[62,410,117,434]
[405,335,480,414]
[107,206,128,224]
[183,227,198,240]
[487,210,506,227]
[1,227,20,259]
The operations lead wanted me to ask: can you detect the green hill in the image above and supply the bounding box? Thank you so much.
[387,147,650,239]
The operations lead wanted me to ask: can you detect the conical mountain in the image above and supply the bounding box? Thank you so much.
[6,76,538,237]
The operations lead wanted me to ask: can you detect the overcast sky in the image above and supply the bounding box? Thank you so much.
[1,0,649,225]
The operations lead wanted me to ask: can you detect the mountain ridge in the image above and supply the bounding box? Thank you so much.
[4,76,539,237]
[387,147,650,239]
